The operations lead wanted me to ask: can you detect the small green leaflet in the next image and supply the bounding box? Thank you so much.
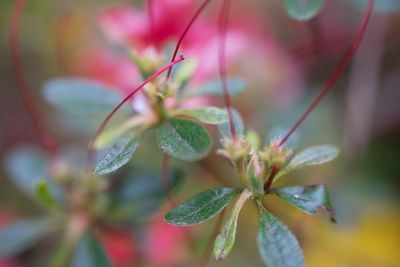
[257,204,305,267]
[43,78,127,115]
[171,107,229,124]
[35,179,56,207]
[275,145,339,180]
[158,119,212,161]
[283,0,324,21]
[93,134,140,175]
[218,108,245,139]
[164,188,238,226]
[190,77,246,97]
[0,218,50,257]
[73,232,110,267]
[272,185,336,222]
[213,189,251,261]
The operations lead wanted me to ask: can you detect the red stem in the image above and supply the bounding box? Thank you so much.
[87,55,185,168]
[166,0,211,80]
[279,0,375,147]
[9,0,57,154]
[218,0,236,140]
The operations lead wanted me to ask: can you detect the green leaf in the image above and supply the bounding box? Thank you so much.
[272,185,336,222]
[275,145,339,181]
[43,78,128,115]
[171,107,229,124]
[93,134,140,175]
[158,119,212,161]
[213,189,251,261]
[191,77,246,97]
[283,0,324,21]
[0,218,50,257]
[73,232,110,267]
[288,145,339,169]
[257,204,305,267]
[5,146,62,199]
[164,188,238,226]
[35,179,56,207]
[218,108,245,139]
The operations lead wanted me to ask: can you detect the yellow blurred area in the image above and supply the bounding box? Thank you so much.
[304,205,400,267]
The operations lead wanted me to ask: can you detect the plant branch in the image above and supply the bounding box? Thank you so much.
[166,0,211,80]
[279,0,375,147]
[9,0,57,154]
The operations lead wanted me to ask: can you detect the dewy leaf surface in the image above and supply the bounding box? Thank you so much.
[94,134,140,175]
[158,119,212,161]
[171,107,229,124]
[258,204,305,267]
[272,185,336,221]
[283,0,324,21]
[164,188,238,226]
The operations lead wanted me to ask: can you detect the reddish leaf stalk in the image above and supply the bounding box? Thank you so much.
[218,0,236,140]
[87,55,185,168]
[9,0,57,154]
[279,0,375,147]
[166,0,211,80]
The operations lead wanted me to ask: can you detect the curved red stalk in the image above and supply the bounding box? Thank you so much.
[87,55,185,167]
[9,0,57,154]
[218,0,236,140]
[279,0,375,147]
[166,0,211,80]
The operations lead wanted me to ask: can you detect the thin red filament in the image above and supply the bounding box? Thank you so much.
[87,55,185,167]
[166,0,211,80]
[279,0,375,147]
[9,0,57,154]
[218,0,236,140]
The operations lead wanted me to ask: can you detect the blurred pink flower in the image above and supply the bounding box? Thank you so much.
[144,217,188,267]
[77,0,304,110]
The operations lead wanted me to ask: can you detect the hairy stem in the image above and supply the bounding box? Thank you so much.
[279,0,375,147]
[218,0,236,140]
[9,0,57,154]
